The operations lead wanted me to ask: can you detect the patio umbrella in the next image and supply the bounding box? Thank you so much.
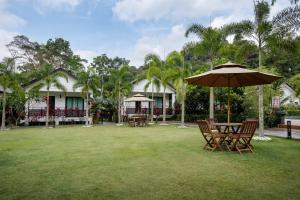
[185,62,281,123]
[124,93,154,102]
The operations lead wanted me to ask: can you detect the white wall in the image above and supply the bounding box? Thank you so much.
[280,83,300,105]
[132,79,175,94]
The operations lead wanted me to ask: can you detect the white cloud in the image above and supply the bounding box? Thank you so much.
[0,29,18,59]
[113,0,253,23]
[33,0,81,9]
[129,24,194,66]
[75,49,99,65]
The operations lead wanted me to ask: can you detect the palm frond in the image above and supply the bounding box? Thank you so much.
[272,5,300,33]
[185,23,205,38]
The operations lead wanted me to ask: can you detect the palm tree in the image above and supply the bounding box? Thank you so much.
[108,65,132,124]
[141,54,162,123]
[166,51,191,127]
[146,54,177,124]
[185,25,226,120]
[73,68,99,126]
[223,0,300,137]
[32,64,67,127]
[0,58,20,130]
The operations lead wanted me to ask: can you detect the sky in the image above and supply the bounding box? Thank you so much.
[0,0,291,67]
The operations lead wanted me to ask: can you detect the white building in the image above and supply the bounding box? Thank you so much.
[24,69,93,125]
[280,83,300,106]
[124,79,176,117]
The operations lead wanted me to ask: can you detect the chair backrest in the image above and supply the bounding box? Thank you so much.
[197,120,212,135]
[240,120,258,135]
[208,118,217,130]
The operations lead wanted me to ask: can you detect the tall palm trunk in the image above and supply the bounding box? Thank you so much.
[1,91,6,130]
[118,81,121,124]
[209,60,214,119]
[181,97,185,126]
[86,93,89,126]
[46,90,50,128]
[151,82,154,123]
[258,44,264,137]
[162,88,166,123]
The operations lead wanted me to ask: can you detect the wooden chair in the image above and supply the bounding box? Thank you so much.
[208,118,221,132]
[197,120,227,151]
[226,120,258,154]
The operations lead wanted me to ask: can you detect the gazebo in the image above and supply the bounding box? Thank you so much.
[124,93,154,117]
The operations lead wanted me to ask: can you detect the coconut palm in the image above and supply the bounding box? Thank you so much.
[32,64,67,127]
[108,65,132,124]
[223,0,300,137]
[73,68,99,126]
[185,25,226,120]
[0,58,20,130]
[146,54,177,124]
[166,51,191,127]
[140,54,163,123]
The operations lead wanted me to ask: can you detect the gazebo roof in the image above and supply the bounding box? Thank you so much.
[124,94,154,102]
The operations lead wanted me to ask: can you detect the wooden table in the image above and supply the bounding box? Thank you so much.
[129,116,147,127]
[214,123,242,134]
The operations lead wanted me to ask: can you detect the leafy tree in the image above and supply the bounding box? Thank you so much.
[289,74,300,96]
[185,24,226,119]
[32,64,68,127]
[0,58,21,130]
[73,68,99,126]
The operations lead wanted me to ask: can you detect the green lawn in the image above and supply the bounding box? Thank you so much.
[0,125,299,200]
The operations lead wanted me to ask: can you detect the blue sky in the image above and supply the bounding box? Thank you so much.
[0,0,290,67]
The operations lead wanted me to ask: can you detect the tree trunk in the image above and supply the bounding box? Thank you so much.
[86,93,89,126]
[258,46,264,137]
[209,60,214,119]
[1,91,6,130]
[46,90,49,128]
[151,82,154,123]
[162,88,166,123]
[118,82,121,124]
[181,98,185,126]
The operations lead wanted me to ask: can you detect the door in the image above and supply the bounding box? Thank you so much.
[135,101,141,114]
[49,96,55,116]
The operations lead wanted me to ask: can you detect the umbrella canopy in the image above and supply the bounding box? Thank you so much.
[124,93,155,102]
[185,62,281,123]
[186,62,281,87]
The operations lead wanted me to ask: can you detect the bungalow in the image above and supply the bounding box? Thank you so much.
[280,83,300,106]
[23,69,93,125]
[124,79,176,117]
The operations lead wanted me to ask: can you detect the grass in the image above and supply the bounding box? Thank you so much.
[0,125,299,200]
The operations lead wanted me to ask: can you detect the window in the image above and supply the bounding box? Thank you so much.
[65,97,84,110]
[154,97,163,108]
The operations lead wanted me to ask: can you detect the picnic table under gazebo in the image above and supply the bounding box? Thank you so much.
[124,94,154,127]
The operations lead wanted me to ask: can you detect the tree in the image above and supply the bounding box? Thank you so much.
[185,25,226,120]
[139,54,162,123]
[166,51,191,127]
[107,65,133,124]
[0,58,20,130]
[32,64,67,127]
[7,35,85,73]
[92,54,111,99]
[73,68,99,126]
[289,74,300,97]
[223,0,300,137]
[146,54,177,124]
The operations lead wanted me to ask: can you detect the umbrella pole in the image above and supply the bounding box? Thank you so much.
[227,88,230,124]
[227,76,230,124]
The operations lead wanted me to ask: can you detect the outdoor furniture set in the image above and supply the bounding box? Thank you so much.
[197,119,258,155]
[127,115,148,127]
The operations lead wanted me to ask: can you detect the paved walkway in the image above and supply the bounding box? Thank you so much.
[264,128,300,139]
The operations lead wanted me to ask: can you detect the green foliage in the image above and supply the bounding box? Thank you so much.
[288,73,300,96]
